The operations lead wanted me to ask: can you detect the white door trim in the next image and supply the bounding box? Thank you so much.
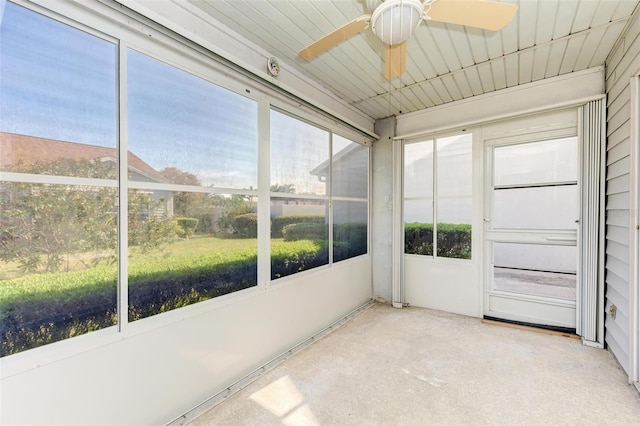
[629,72,640,384]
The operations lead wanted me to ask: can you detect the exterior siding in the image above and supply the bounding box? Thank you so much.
[604,8,640,376]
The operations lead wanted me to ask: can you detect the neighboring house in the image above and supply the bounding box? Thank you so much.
[310,143,368,224]
[0,132,174,216]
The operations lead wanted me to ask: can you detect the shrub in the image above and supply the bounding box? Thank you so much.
[232,213,258,238]
[333,222,367,261]
[175,217,199,239]
[0,239,333,356]
[272,215,325,237]
[436,223,472,259]
[404,222,434,255]
[0,247,260,356]
[404,222,471,259]
[282,222,327,241]
[271,240,328,279]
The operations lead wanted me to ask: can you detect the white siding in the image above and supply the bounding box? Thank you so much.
[604,8,640,376]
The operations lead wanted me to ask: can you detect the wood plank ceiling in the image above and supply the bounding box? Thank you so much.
[191,0,639,120]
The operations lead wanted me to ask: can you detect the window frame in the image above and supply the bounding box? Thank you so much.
[0,0,372,366]
[268,106,370,283]
[403,130,474,262]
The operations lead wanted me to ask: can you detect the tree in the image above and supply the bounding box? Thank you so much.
[270,183,296,193]
[1,159,176,274]
[211,194,253,234]
[159,167,203,216]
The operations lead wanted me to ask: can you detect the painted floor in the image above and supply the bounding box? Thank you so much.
[191,303,640,425]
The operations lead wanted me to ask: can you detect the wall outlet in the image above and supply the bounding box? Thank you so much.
[608,304,617,319]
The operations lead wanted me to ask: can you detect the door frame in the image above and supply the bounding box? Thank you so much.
[483,132,580,329]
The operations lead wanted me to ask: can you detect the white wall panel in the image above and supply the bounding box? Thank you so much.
[405,257,481,317]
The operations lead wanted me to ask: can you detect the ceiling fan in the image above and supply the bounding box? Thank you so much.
[299,0,518,79]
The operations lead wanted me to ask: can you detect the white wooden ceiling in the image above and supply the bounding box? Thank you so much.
[192,0,639,120]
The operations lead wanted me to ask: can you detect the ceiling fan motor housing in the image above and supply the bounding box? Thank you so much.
[370,0,424,45]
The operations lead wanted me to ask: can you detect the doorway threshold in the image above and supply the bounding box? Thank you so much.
[482,316,579,339]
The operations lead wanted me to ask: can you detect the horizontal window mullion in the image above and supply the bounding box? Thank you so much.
[127,181,257,196]
[436,194,472,199]
[404,196,434,201]
[331,196,368,202]
[494,181,577,190]
[0,171,117,187]
[269,193,330,201]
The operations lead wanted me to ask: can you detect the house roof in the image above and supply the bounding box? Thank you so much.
[310,143,364,177]
[0,132,167,182]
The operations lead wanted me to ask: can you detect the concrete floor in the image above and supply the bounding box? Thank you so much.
[191,303,640,425]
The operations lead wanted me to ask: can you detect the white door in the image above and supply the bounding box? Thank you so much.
[484,136,579,329]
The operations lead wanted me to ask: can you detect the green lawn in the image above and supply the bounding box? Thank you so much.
[0,236,294,281]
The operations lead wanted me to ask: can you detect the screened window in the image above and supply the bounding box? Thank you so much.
[332,135,368,262]
[404,140,434,255]
[271,110,329,196]
[404,133,472,259]
[126,50,258,321]
[127,49,258,189]
[0,1,369,357]
[270,111,330,278]
[0,2,118,356]
[270,113,369,278]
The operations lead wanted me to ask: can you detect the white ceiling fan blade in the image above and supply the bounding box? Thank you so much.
[385,41,406,80]
[427,0,518,31]
[299,15,370,60]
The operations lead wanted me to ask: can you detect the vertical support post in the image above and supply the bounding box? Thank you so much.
[372,116,397,304]
[392,135,404,308]
[117,42,129,331]
[257,97,271,288]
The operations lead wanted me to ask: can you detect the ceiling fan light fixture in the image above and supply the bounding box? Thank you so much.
[371,0,424,45]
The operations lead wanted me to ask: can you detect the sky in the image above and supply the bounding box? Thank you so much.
[1,1,259,189]
[0,1,360,191]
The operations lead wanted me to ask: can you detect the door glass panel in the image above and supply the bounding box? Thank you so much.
[494,185,577,230]
[493,242,576,300]
[494,137,578,186]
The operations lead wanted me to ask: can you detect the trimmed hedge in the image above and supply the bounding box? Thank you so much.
[405,222,471,259]
[0,239,336,356]
[272,215,324,238]
[280,222,368,262]
[282,222,327,241]
[232,213,258,238]
[333,222,367,262]
[0,249,260,356]
[271,240,328,279]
